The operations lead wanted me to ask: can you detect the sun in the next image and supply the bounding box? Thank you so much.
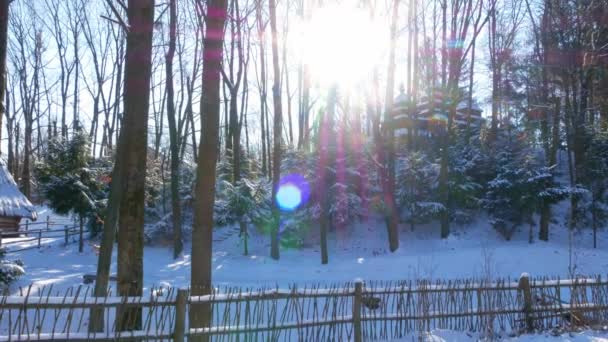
[291,3,389,90]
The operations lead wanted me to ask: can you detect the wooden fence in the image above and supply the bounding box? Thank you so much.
[1,274,607,341]
[0,218,88,253]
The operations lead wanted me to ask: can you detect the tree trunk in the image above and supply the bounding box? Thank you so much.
[489,7,499,142]
[6,91,13,175]
[439,130,449,238]
[73,32,80,133]
[116,0,155,331]
[22,115,31,198]
[441,0,447,88]
[90,129,124,332]
[0,0,8,153]
[384,0,400,252]
[79,215,84,253]
[230,90,241,182]
[269,0,282,261]
[190,0,227,338]
[165,0,183,259]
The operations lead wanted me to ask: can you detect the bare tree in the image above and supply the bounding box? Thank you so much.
[164,0,184,259]
[82,2,114,156]
[254,0,269,175]
[9,3,44,199]
[43,0,75,139]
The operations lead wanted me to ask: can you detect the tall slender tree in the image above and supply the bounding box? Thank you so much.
[384,0,400,252]
[190,0,227,337]
[165,0,183,259]
[269,0,283,260]
[0,0,9,153]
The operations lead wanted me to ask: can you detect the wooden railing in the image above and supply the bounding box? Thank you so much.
[0,219,88,253]
[1,274,607,341]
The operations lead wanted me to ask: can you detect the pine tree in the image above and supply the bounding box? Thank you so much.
[447,128,487,224]
[581,129,608,248]
[396,151,443,230]
[483,131,568,241]
[35,133,104,238]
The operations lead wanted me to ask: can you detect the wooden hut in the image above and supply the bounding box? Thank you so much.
[389,87,484,139]
[0,160,37,234]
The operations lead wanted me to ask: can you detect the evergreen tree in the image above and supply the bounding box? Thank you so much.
[581,129,608,248]
[35,133,104,236]
[447,128,487,223]
[396,151,443,230]
[483,132,568,240]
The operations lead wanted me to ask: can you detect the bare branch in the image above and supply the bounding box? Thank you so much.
[104,0,129,32]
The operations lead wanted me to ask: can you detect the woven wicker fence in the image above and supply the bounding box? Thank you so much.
[1,274,607,341]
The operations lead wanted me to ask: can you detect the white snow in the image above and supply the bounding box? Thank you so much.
[1,204,608,341]
[392,329,608,341]
[0,159,37,221]
[2,205,607,293]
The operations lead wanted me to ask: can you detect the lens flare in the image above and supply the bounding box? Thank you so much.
[276,184,302,211]
[275,174,310,211]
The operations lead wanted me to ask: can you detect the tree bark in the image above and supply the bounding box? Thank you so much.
[0,0,8,153]
[384,0,400,252]
[190,0,227,338]
[165,0,183,259]
[269,0,282,260]
[116,0,155,331]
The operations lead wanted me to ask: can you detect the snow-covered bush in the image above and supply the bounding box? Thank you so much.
[0,248,24,286]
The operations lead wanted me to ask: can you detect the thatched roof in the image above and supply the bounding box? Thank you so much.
[0,159,37,220]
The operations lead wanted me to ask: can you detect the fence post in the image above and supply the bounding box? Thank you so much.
[46,216,50,230]
[37,230,42,249]
[174,289,188,342]
[353,280,363,342]
[78,216,84,253]
[26,220,29,231]
[518,273,534,332]
[65,226,69,245]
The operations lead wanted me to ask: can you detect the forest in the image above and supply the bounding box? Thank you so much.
[0,0,607,334]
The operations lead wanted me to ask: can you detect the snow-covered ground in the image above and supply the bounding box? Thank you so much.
[3,204,607,293]
[396,330,608,341]
[2,205,608,340]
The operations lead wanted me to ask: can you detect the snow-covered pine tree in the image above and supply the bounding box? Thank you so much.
[447,127,487,224]
[35,133,105,237]
[483,132,568,241]
[581,129,608,248]
[396,151,443,230]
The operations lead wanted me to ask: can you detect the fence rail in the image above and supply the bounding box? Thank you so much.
[1,274,607,341]
[0,223,88,253]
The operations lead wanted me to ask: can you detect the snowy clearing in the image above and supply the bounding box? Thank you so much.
[2,204,607,295]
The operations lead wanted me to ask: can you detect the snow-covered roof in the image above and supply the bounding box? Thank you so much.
[456,100,482,113]
[0,159,37,220]
[393,92,409,105]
